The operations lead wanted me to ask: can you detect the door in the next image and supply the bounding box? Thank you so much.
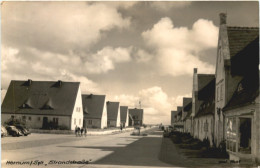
[42,117,48,129]
[239,118,251,154]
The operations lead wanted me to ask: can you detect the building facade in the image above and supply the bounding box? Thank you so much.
[120,106,129,127]
[106,101,121,127]
[1,80,83,130]
[128,108,143,126]
[82,94,107,129]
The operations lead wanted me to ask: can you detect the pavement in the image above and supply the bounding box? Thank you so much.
[1,127,173,168]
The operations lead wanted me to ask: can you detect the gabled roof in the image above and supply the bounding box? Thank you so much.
[177,106,182,115]
[82,94,106,119]
[231,37,259,76]
[171,110,177,122]
[227,26,259,59]
[198,77,215,101]
[183,98,192,111]
[184,106,192,120]
[129,108,143,120]
[196,78,215,118]
[106,101,120,120]
[223,74,259,111]
[2,80,80,116]
[120,106,128,122]
[197,74,215,91]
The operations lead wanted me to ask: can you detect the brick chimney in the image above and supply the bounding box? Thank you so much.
[219,13,227,25]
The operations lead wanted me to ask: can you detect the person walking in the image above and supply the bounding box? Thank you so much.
[80,127,84,137]
[84,127,87,137]
[77,127,81,137]
[75,126,78,137]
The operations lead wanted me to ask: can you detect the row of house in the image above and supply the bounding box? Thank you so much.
[1,80,144,130]
[171,13,259,163]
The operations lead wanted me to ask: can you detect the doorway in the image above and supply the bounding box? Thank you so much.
[42,117,48,129]
[239,118,251,154]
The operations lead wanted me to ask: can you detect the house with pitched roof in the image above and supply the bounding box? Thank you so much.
[171,110,178,127]
[1,80,83,130]
[82,94,107,129]
[191,68,215,137]
[120,106,129,127]
[193,77,215,146]
[219,19,259,162]
[106,101,120,127]
[174,106,183,132]
[128,108,143,126]
[214,13,259,149]
[182,98,192,133]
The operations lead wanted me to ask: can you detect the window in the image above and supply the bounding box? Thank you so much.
[38,117,41,121]
[76,107,81,112]
[11,115,15,119]
[28,116,32,121]
[79,119,81,125]
[226,117,237,152]
[74,118,76,125]
[22,116,26,121]
[217,87,220,102]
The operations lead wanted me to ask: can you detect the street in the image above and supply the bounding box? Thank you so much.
[2,128,174,168]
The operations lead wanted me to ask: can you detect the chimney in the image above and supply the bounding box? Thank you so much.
[193,68,197,74]
[219,13,227,25]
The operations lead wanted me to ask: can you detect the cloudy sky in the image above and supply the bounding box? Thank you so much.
[1,1,258,124]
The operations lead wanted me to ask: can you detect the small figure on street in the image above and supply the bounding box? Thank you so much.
[77,127,81,137]
[120,125,123,132]
[84,127,87,137]
[75,126,78,137]
[80,127,84,137]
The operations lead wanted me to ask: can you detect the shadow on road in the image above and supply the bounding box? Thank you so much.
[58,130,172,167]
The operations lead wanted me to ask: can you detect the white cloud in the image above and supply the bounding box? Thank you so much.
[142,17,218,76]
[84,47,132,74]
[2,2,131,52]
[150,2,191,11]
[171,93,192,110]
[113,86,175,125]
[1,45,102,94]
[135,49,153,63]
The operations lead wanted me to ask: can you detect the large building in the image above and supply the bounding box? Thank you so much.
[82,94,107,129]
[128,108,143,126]
[220,20,259,162]
[106,101,121,127]
[120,106,129,127]
[214,13,259,148]
[1,80,83,130]
[193,77,215,146]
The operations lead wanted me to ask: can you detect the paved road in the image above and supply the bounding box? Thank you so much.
[2,128,173,168]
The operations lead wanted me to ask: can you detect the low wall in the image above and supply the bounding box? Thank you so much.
[30,127,135,135]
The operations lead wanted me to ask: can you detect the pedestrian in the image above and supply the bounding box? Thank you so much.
[75,126,78,137]
[80,127,84,137]
[77,127,81,137]
[84,127,87,137]
[120,125,123,132]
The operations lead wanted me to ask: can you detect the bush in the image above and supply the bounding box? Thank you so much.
[57,125,69,130]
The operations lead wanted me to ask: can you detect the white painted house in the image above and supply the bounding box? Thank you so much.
[120,106,129,127]
[106,101,121,127]
[214,13,259,148]
[82,94,107,129]
[1,80,83,130]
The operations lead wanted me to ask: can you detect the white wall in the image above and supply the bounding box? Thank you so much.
[116,107,121,127]
[101,101,107,129]
[71,86,84,130]
[125,109,129,127]
[1,114,71,129]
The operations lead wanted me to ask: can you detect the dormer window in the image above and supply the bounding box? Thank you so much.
[20,99,32,109]
[237,83,244,92]
[41,99,53,110]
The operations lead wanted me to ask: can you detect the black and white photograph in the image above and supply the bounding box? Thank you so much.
[1,1,259,168]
